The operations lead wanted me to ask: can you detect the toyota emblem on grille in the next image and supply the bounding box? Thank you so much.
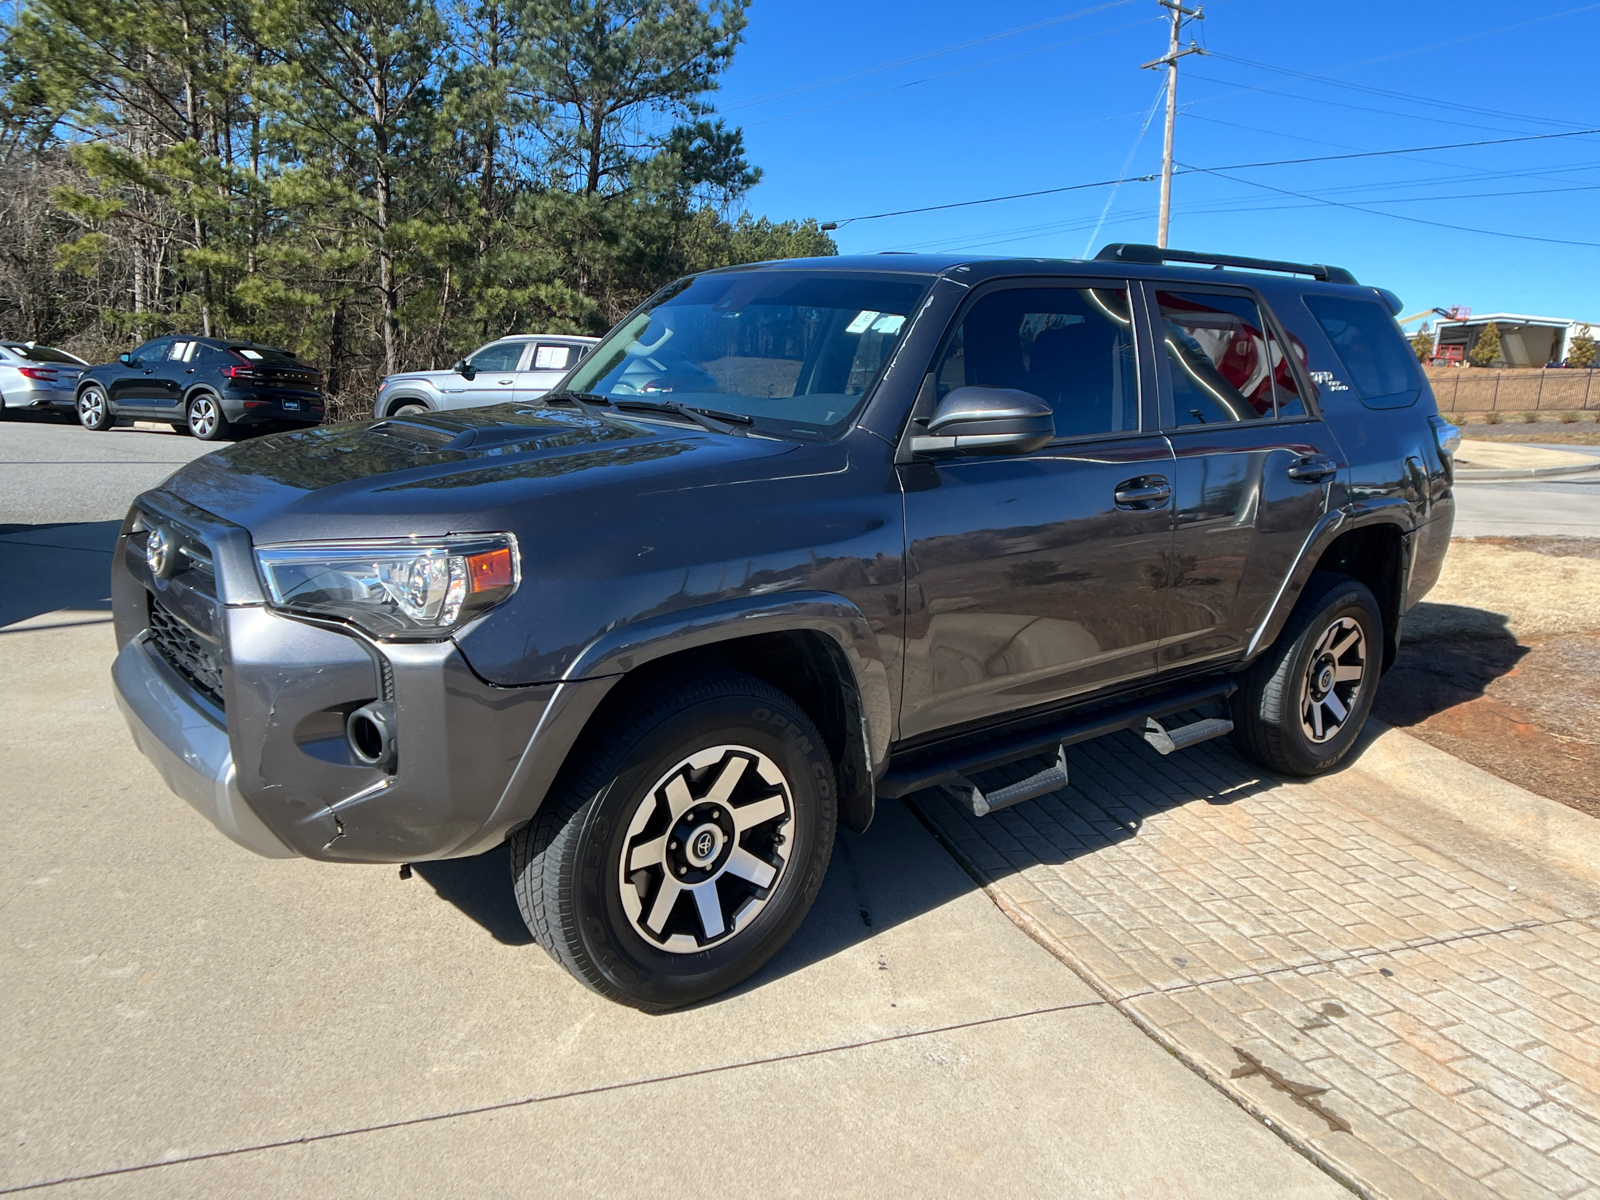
[145,525,173,579]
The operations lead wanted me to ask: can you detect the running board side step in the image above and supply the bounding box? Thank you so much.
[946,745,1070,818]
[1143,716,1234,755]
[877,675,1237,801]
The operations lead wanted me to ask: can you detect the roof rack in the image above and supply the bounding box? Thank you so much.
[1094,243,1359,286]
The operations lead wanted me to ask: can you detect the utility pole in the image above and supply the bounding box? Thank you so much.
[1141,1,1207,248]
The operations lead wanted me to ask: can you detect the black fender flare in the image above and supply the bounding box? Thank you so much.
[469,591,893,851]
[1245,501,1415,666]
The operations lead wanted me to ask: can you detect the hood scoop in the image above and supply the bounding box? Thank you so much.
[370,420,557,452]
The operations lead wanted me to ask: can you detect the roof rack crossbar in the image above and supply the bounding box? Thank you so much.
[1094,243,1359,286]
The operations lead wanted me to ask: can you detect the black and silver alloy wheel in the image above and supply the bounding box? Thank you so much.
[187,393,228,440]
[77,386,112,431]
[511,672,837,1010]
[1300,616,1366,743]
[618,745,793,953]
[1231,570,1381,777]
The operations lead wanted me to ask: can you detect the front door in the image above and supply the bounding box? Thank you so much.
[109,338,174,407]
[1147,284,1345,670]
[899,280,1176,741]
[441,339,525,409]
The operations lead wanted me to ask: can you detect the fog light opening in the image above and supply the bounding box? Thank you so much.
[347,702,397,771]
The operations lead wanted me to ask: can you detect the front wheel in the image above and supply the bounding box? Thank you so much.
[186,393,232,441]
[511,672,837,1011]
[1231,571,1382,777]
[77,387,113,431]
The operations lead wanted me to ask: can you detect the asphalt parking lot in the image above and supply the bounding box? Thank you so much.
[1,418,1339,1196]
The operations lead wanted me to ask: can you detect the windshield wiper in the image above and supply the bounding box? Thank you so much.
[612,399,752,437]
[538,390,614,417]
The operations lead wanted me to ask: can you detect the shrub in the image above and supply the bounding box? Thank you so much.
[1559,411,1581,423]
[1469,322,1503,367]
[1485,411,1504,424]
[1570,325,1596,369]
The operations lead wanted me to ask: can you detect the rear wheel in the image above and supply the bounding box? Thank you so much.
[510,672,837,1011]
[186,393,232,441]
[1231,571,1381,777]
[391,402,428,416]
[76,386,112,431]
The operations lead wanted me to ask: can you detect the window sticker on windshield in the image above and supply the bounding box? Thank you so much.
[846,310,879,334]
[868,314,905,335]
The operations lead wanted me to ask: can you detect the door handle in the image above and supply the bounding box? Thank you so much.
[1286,455,1337,483]
[1114,476,1172,509]
[498,378,514,384]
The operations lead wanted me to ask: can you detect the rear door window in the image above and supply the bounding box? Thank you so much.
[1302,295,1420,408]
[1156,290,1277,425]
[936,285,1140,439]
[532,343,573,371]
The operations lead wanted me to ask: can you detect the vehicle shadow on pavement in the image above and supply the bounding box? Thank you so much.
[1373,604,1526,727]
[411,843,535,946]
[0,520,122,629]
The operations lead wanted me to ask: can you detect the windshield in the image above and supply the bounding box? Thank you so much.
[564,271,932,438]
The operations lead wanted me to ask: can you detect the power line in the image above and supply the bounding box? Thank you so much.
[822,127,1600,226]
[1176,161,1600,248]
[744,18,1153,130]
[718,0,1140,113]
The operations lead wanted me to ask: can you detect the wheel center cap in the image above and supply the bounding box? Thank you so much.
[1317,663,1335,694]
[685,823,724,867]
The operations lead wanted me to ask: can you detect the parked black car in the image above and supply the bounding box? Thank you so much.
[75,336,325,439]
[109,246,1458,1010]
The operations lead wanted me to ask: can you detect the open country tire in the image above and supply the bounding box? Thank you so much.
[1231,571,1382,778]
[186,393,233,441]
[391,403,428,416]
[76,386,113,431]
[511,671,837,1011]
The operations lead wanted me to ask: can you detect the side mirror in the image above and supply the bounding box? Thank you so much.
[118,353,132,364]
[911,386,1054,456]
[453,359,476,379]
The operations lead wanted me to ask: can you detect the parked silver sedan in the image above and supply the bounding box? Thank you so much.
[373,334,599,418]
[0,342,87,417]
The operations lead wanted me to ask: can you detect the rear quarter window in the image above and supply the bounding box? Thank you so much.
[1302,295,1421,410]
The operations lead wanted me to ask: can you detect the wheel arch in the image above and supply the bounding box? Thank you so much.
[472,593,891,851]
[1249,509,1412,674]
[379,392,433,418]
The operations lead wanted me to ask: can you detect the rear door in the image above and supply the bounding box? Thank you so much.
[514,341,581,401]
[899,278,1176,740]
[1145,283,1344,670]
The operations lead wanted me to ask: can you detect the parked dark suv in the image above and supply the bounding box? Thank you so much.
[76,336,325,439]
[108,246,1457,1009]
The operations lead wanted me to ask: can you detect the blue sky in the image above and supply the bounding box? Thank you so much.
[714,0,1600,324]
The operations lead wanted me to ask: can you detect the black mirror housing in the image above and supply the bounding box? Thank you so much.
[453,359,475,379]
[913,386,1054,456]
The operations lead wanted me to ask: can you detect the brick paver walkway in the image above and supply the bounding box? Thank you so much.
[912,730,1600,1200]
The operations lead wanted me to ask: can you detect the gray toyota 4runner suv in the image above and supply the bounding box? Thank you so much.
[110,245,1458,1010]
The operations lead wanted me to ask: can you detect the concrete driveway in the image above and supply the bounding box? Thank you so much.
[0,421,1339,1195]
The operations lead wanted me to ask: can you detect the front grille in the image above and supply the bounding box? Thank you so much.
[148,597,226,709]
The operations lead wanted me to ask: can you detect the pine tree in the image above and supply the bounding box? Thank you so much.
[1469,321,1502,367]
[1569,325,1597,369]
[1409,324,1434,363]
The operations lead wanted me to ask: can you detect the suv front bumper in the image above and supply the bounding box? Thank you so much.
[110,491,566,862]
[113,634,296,858]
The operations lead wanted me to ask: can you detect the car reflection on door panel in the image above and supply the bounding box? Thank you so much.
[899,281,1177,739]
[1148,285,1344,668]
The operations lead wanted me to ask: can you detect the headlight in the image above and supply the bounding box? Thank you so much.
[255,534,519,639]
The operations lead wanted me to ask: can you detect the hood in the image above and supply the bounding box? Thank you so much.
[159,406,800,544]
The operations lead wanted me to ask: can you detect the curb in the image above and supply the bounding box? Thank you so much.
[1334,720,1600,887]
[1454,460,1600,481]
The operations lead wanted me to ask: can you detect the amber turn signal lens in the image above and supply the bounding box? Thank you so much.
[467,547,514,592]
